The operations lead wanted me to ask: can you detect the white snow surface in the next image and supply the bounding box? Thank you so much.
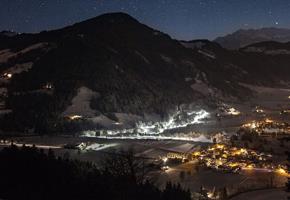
[244,47,290,55]
[3,62,33,74]
[160,54,172,63]
[191,82,214,96]
[180,41,206,49]
[63,87,99,118]
[197,50,216,59]
[0,43,48,64]
[114,113,144,126]
[85,143,118,151]
[167,143,197,153]
[135,51,150,64]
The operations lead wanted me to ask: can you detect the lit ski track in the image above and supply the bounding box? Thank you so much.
[135,110,209,135]
[82,110,210,141]
[92,135,212,143]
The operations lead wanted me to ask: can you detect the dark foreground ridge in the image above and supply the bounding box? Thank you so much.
[0,145,191,200]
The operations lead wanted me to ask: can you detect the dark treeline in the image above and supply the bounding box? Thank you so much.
[0,145,191,200]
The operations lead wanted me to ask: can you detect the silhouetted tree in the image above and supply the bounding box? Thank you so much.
[0,145,192,200]
[220,187,228,200]
[101,148,153,184]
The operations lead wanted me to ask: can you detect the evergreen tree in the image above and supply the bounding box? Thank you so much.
[0,145,192,200]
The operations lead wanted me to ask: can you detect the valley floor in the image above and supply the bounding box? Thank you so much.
[0,84,290,199]
[230,188,288,200]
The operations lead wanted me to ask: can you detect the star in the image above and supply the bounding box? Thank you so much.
[1,0,290,40]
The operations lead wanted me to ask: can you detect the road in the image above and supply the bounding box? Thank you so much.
[0,142,61,149]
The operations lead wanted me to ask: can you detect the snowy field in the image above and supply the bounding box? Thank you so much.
[230,188,288,200]
[0,84,289,197]
[1,135,287,195]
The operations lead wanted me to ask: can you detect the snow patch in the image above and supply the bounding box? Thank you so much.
[135,51,150,64]
[180,41,206,49]
[191,82,213,96]
[153,31,162,36]
[114,113,144,125]
[85,143,118,151]
[3,62,33,74]
[190,72,216,96]
[90,115,116,128]
[185,77,193,82]
[167,143,196,153]
[160,54,172,63]
[106,46,118,54]
[198,50,216,59]
[63,87,99,118]
[244,47,290,55]
[182,60,195,67]
[0,43,49,64]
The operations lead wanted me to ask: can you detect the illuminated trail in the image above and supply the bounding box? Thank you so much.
[89,135,212,143]
[0,143,61,149]
[135,110,209,135]
[82,109,211,142]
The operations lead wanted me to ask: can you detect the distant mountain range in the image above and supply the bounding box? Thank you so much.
[214,27,290,49]
[0,13,290,133]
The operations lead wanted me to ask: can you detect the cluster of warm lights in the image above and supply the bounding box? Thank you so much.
[227,107,241,116]
[253,106,265,113]
[43,83,53,90]
[276,167,288,175]
[3,73,12,79]
[255,109,264,113]
[242,118,290,135]
[192,144,280,174]
[68,115,83,120]
[160,152,188,166]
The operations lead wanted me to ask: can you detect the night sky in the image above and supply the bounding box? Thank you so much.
[0,0,290,40]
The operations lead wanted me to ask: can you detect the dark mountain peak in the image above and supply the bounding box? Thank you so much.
[72,12,140,28]
[93,12,138,22]
[52,12,153,39]
[214,27,290,49]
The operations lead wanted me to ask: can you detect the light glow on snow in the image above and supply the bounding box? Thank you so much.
[135,110,209,135]
[85,143,118,151]
[82,109,210,142]
[83,134,212,143]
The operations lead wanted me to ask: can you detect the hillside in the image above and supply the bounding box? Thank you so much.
[214,27,290,49]
[181,39,290,84]
[1,13,290,134]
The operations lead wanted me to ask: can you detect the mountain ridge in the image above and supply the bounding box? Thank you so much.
[0,12,289,134]
[214,27,290,49]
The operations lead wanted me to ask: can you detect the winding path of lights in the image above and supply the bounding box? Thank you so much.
[82,109,211,142]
